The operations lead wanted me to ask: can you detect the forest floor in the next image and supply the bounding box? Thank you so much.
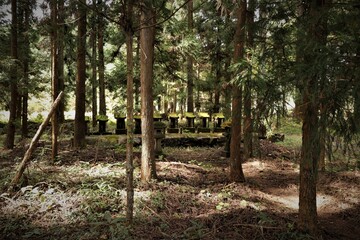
[0,135,359,240]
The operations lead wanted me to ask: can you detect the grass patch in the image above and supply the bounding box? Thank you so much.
[274,118,302,150]
[276,134,302,150]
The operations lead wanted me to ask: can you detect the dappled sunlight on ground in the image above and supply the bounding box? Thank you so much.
[268,193,337,211]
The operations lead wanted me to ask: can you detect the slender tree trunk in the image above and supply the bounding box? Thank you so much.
[213,70,220,113]
[140,0,156,183]
[186,0,194,112]
[213,32,221,113]
[354,64,360,134]
[282,90,287,117]
[74,0,87,149]
[125,0,134,224]
[98,0,106,116]
[173,90,177,113]
[318,0,330,171]
[243,0,255,161]
[229,2,246,182]
[51,0,59,161]
[223,14,232,119]
[10,92,64,189]
[21,1,30,139]
[135,35,140,110]
[91,0,97,128]
[16,2,23,124]
[58,0,65,123]
[318,102,327,171]
[5,0,19,150]
[17,91,22,122]
[223,56,232,119]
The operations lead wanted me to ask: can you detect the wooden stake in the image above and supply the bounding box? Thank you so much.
[9,91,64,191]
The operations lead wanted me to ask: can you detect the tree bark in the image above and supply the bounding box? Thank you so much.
[229,2,246,182]
[223,56,232,119]
[318,0,330,171]
[186,0,194,112]
[98,0,106,116]
[125,0,134,224]
[4,0,19,150]
[74,0,87,149]
[91,0,97,128]
[243,0,255,161]
[58,0,65,124]
[51,0,59,161]
[299,79,319,235]
[213,64,221,113]
[140,0,157,183]
[298,0,330,236]
[135,36,140,110]
[9,92,64,190]
[21,1,31,139]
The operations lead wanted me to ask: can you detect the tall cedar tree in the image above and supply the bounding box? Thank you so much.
[98,0,106,116]
[298,0,330,235]
[91,0,97,127]
[5,0,19,149]
[186,0,194,112]
[317,0,330,171]
[74,0,87,148]
[124,0,134,223]
[229,1,246,182]
[213,8,222,114]
[58,0,65,123]
[243,0,255,160]
[51,0,59,161]
[140,0,157,182]
[20,0,31,139]
[213,30,221,114]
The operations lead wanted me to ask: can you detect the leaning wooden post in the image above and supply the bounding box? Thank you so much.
[9,91,64,190]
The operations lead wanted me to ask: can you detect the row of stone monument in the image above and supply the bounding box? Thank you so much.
[91,112,226,135]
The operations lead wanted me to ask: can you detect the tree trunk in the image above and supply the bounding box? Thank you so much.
[299,79,319,235]
[298,0,330,236]
[243,0,255,161]
[74,0,87,149]
[223,56,232,119]
[5,0,19,150]
[51,0,59,161]
[186,0,194,112]
[173,90,177,113]
[135,36,140,110]
[98,0,106,116]
[243,84,252,160]
[213,68,220,113]
[229,2,246,183]
[124,0,134,224]
[58,0,65,124]
[21,1,30,139]
[9,92,64,189]
[91,0,97,128]
[140,0,157,183]
[354,45,360,134]
[318,0,330,172]
[354,74,360,133]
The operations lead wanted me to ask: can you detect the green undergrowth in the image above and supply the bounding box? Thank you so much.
[274,118,302,150]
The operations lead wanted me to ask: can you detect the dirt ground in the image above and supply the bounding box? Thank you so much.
[0,137,359,240]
